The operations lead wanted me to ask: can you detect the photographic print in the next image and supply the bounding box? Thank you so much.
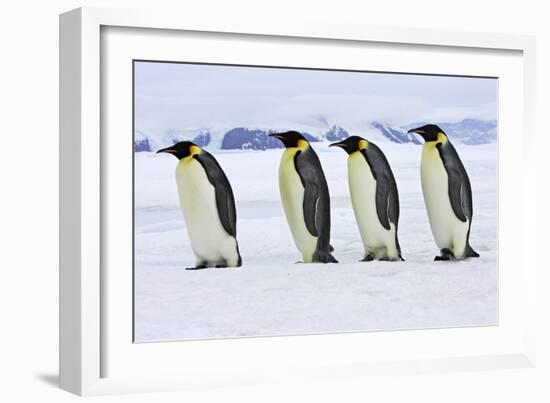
[133,61,497,342]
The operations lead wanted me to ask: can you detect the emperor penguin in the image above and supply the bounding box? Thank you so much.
[330,136,403,262]
[157,141,242,269]
[408,124,479,261]
[269,131,338,263]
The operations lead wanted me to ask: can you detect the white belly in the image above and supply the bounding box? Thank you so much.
[176,159,238,265]
[348,153,397,257]
[279,149,317,262]
[421,145,468,255]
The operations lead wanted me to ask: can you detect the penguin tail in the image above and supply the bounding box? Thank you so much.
[465,244,480,258]
[395,235,404,261]
[235,243,243,267]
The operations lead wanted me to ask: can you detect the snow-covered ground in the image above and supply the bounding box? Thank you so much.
[134,142,497,342]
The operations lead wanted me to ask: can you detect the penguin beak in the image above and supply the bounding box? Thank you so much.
[268,133,284,140]
[156,147,176,154]
[329,142,346,149]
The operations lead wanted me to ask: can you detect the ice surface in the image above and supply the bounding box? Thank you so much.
[134,142,497,342]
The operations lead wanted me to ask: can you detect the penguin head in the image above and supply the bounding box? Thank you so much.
[408,124,448,143]
[269,131,308,148]
[329,136,368,154]
[157,141,202,159]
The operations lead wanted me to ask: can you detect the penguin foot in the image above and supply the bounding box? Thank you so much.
[185,264,208,270]
[214,259,228,268]
[361,254,375,262]
[379,256,403,262]
[312,250,339,263]
[434,248,455,261]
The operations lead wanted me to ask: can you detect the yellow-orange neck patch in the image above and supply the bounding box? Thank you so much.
[425,132,448,150]
[182,145,202,163]
[358,139,368,150]
[189,145,202,156]
[297,139,309,151]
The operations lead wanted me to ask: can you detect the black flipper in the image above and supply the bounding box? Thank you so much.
[294,147,337,263]
[297,153,319,238]
[436,142,473,223]
[375,173,392,230]
[360,146,400,231]
[446,167,468,222]
[193,152,238,238]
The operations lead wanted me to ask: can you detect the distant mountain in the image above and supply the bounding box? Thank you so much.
[438,119,497,145]
[221,128,281,150]
[325,125,350,142]
[134,119,497,151]
[133,129,212,152]
[163,129,213,148]
[134,130,152,152]
[404,119,497,145]
[371,122,422,145]
[192,131,211,147]
[220,128,319,151]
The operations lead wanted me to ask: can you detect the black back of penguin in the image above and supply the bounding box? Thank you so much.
[193,150,239,238]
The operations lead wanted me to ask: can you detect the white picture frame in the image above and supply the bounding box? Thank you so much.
[59,6,537,396]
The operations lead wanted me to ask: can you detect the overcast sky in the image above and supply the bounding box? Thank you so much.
[134,61,497,134]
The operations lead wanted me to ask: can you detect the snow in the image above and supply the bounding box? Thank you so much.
[134,142,497,342]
